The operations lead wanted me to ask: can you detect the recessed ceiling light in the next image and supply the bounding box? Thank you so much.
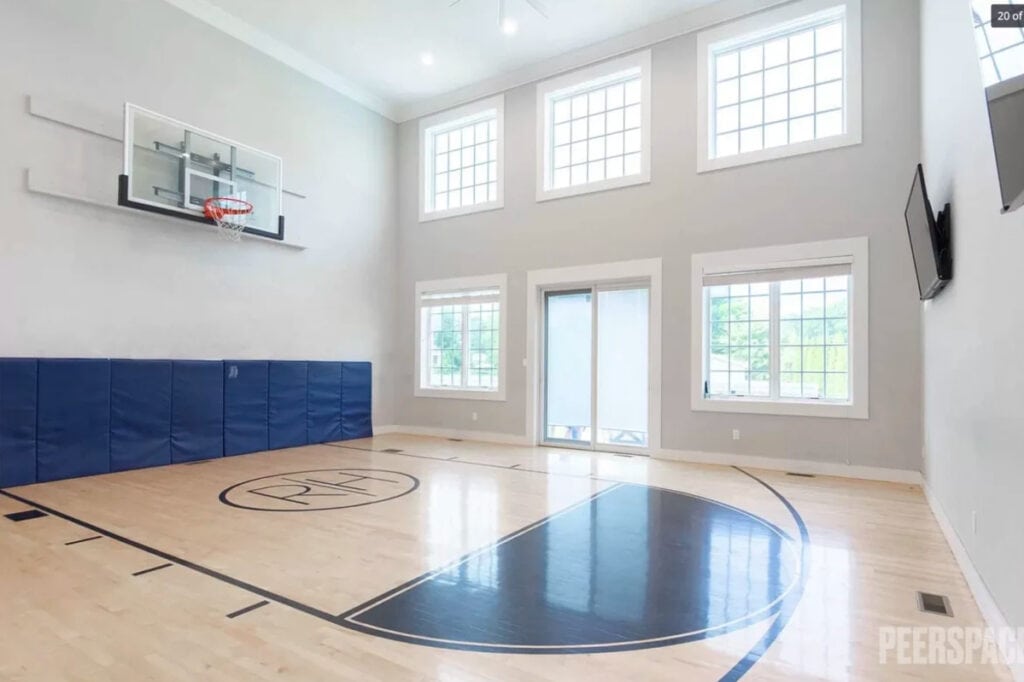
[501,17,519,35]
[420,52,434,66]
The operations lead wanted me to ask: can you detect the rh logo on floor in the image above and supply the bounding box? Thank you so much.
[220,469,419,512]
[879,627,1024,665]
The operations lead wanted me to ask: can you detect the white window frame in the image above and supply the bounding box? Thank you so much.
[690,237,869,419]
[419,95,505,223]
[696,0,862,173]
[536,50,652,202]
[415,273,508,401]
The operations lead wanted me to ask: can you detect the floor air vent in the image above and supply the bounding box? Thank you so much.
[786,472,816,478]
[448,438,463,442]
[918,592,953,617]
[382,448,403,454]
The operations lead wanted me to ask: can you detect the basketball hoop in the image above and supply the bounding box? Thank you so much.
[203,196,253,242]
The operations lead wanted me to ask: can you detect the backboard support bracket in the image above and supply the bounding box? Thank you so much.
[118,174,285,240]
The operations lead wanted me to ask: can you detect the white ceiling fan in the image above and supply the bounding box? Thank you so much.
[449,0,549,34]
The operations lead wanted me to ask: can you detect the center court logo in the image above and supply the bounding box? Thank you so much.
[220,468,419,512]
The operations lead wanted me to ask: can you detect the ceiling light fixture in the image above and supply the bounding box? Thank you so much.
[449,0,547,34]
[420,52,435,66]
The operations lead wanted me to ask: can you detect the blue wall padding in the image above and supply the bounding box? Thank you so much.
[1,357,368,484]
[171,361,224,463]
[37,359,111,482]
[224,361,269,456]
[268,361,308,449]
[110,360,172,472]
[306,361,343,443]
[0,359,39,487]
[341,362,373,440]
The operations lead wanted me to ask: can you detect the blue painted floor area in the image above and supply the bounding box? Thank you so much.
[344,483,799,653]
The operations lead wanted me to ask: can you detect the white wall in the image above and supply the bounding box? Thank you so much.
[920,0,1024,631]
[0,0,398,423]
[394,0,923,472]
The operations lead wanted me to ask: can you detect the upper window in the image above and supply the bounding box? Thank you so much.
[415,274,507,401]
[537,51,651,201]
[419,95,504,222]
[697,0,862,172]
[690,238,869,419]
[972,0,1024,86]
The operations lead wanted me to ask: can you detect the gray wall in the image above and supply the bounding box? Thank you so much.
[921,0,1024,629]
[0,0,398,423]
[395,0,923,471]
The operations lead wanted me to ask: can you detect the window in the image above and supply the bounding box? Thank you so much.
[972,0,1024,86]
[419,95,504,222]
[697,0,862,172]
[416,274,507,400]
[537,51,651,201]
[690,238,868,419]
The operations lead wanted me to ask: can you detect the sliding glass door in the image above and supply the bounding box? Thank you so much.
[543,284,650,451]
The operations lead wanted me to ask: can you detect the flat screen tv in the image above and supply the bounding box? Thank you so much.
[904,164,952,300]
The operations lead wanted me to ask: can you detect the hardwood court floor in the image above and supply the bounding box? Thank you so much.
[0,434,1012,681]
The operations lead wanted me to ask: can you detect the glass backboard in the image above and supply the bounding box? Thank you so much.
[119,104,285,240]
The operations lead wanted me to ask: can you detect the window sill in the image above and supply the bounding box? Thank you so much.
[415,387,507,402]
[536,171,650,203]
[693,395,867,419]
[419,200,504,223]
[697,132,861,173]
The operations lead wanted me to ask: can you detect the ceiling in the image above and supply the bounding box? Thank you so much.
[164,0,747,121]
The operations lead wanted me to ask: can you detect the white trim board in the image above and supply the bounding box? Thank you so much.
[525,258,663,452]
[690,237,870,420]
[657,447,921,485]
[28,95,308,199]
[369,428,920,485]
[373,425,532,446]
[413,273,509,402]
[924,484,1024,681]
[25,169,307,250]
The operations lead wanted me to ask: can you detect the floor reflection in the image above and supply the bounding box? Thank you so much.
[346,484,799,653]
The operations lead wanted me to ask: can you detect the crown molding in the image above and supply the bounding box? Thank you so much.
[161,0,794,126]
[394,0,792,122]
[160,0,398,121]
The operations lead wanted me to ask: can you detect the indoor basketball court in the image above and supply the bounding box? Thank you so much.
[2,0,1022,680]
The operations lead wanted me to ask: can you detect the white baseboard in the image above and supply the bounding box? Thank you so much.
[656,447,923,485]
[372,424,921,484]
[924,483,1024,681]
[372,424,531,446]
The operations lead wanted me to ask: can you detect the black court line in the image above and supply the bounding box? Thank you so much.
[227,600,270,619]
[324,443,797,543]
[718,467,811,682]
[337,484,623,624]
[0,488,337,623]
[1,449,807,677]
[65,535,102,546]
[132,563,173,576]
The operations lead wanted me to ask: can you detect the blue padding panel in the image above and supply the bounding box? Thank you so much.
[341,362,373,440]
[0,359,38,487]
[171,361,224,463]
[307,362,343,443]
[268,361,308,450]
[110,360,172,472]
[224,361,269,456]
[37,359,111,482]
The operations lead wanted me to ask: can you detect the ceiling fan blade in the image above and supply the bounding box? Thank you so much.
[523,0,549,18]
